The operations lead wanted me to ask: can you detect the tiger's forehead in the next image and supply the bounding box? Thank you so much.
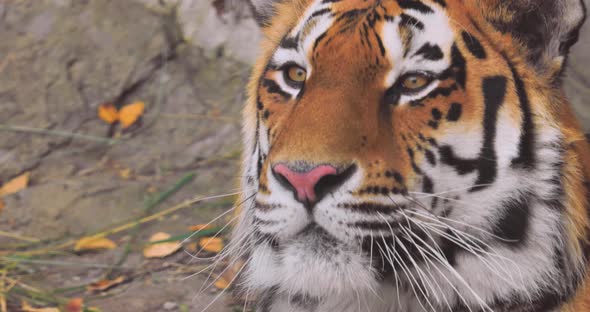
[272,0,455,86]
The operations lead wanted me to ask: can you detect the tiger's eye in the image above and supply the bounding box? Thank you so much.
[401,74,431,91]
[286,65,307,83]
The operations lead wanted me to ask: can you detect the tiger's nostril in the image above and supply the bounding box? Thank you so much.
[272,163,357,209]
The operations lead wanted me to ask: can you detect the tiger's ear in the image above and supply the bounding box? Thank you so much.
[249,0,282,26]
[478,0,586,75]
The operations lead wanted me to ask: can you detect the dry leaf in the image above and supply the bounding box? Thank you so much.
[21,301,60,312]
[213,276,230,290]
[118,101,145,129]
[143,232,181,258]
[64,298,84,312]
[97,103,119,124]
[188,224,213,232]
[0,172,30,197]
[185,242,198,253]
[74,236,117,252]
[213,260,244,290]
[0,199,4,215]
[198,237,224,254]
[86,276,125,293]
[118,168,132,179]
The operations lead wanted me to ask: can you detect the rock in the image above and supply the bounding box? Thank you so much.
[176,0,262,64]
[163,302,178,310]
[0,0,169,179]
[565,0,590,132]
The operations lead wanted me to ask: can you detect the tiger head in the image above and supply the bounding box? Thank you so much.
[231,0,590,311]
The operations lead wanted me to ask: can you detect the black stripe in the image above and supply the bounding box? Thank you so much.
[338,203,403,214]
[350,221,401,231]
[425,84,458,99]
[311,8,332,18]
[425,149,437,166]
[471,76,507,191]
[400,13,424,30]
[438,78,506,191]
[414,43,443,60]
[439,145,478,175]
[431,108,442,120]
[422,175,434,193]
[313,31,328,51]
[461,31,487,59]
[509,63,536,169]
[397,0,434,14]
[450,44,467,88]
[280,35,299,50]
[446,103,463,121]
[373,31,386,56]
[431,0,446,7]
[336,9,368,23]
[492,194,530,245]
[262,79,291,98]
[362,22,372,49]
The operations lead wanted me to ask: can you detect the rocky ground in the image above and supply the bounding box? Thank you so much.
[0,1,588,312]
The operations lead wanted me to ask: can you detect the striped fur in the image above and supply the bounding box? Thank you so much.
[230,0,590,311]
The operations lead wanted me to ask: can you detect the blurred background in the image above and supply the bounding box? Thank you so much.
[0,1,588,311]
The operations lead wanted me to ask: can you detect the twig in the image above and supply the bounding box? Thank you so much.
[160,113,240,123]
[0,257,136,270]
[147,227,226,245]
[0,231,40,243]
[109,173,196,274]
[0,125,117,145]
[10,191,241,257]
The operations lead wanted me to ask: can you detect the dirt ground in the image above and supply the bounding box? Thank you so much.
[0,1,589,312]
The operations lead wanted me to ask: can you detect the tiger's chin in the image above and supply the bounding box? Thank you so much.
[243,226,379,303]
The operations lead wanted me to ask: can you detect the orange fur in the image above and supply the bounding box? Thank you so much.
[239,0,590,309]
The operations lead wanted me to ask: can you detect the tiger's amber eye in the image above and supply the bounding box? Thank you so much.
[286,65,307,83]
[401,74,431,91]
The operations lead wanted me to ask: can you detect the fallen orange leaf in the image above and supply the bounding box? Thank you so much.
[213,260,244,290]
[213,276,230,290]
[74,236,117,252]
[198,237,224,254]
[188,224,213,232]
[86,276,126,293]
[118,168,132,179]
[0,172,30,197]
[97,103,119,124]
[64,298,84,312]
[143,232,181,258]
[21,301,60,312]
[185,242,198,253]
[118,101,145,129]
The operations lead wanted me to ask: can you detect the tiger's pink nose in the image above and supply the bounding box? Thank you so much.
[272,164,338,204]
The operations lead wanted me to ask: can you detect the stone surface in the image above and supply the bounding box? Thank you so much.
[131,0,263,64]
[565,0,590,131]
[0,1,247,311]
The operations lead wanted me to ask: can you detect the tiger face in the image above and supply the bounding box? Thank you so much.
[231,0,590,311]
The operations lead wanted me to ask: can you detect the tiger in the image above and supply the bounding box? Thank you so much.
[228,0,590,311]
